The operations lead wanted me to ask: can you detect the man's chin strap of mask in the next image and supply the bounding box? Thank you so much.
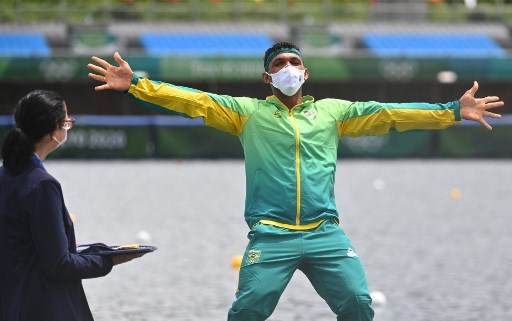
[264,48,303,71]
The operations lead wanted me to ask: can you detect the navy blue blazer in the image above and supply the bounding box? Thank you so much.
[0,157,113,321]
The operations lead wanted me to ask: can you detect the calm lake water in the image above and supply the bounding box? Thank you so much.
[45,159,512,321]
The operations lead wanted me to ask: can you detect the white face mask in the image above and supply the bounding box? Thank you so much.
[266,65,306,96]
[52,131,67,147]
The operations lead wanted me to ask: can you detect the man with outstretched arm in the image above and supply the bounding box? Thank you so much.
[88,42,503,321]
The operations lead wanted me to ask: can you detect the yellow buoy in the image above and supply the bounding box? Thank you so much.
[450,188,461,200]
[231,255,243,269]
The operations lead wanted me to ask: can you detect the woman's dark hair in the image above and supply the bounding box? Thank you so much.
[1,90,66,175]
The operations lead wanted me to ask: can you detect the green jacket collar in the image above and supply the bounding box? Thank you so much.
[266,95,315,111]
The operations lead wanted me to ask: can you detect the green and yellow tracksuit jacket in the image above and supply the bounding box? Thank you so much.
[126,74,461,230]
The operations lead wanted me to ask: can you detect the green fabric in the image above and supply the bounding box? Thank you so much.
[228,220,374,321]
[238,95,342,228]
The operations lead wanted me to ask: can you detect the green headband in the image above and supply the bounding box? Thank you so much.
[264,48,303,71]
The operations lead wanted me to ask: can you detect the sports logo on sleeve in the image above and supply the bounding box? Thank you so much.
[347,248,358,258]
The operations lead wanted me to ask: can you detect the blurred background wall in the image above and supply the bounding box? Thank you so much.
[1,0,511,158]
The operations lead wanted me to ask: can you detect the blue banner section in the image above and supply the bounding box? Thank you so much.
[2,115,510,127]
[74,115,204,126]
[0,115,204,126]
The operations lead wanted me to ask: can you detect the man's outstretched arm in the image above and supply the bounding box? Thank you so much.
[87,52,249,135]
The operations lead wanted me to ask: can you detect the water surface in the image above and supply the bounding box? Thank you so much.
[45,159,512,321]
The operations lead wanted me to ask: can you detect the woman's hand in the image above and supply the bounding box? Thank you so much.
[111,252,146,266]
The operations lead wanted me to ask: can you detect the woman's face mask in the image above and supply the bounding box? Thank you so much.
[266,65,306,96]
[52,130,68,147]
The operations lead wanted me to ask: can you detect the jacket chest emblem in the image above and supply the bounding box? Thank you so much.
[303,109,317,120]
[274,110,283,118]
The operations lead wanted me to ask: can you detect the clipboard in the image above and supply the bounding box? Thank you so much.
[77,243,157,256]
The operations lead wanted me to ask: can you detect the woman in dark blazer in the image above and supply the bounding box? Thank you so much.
[0,90,140,321]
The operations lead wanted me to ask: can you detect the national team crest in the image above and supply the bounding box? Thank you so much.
[246,249,261,265]
[303,109,316,120]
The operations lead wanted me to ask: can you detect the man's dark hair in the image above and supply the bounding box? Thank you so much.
[263,42,302,71]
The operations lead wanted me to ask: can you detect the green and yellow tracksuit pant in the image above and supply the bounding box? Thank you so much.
[228,220,374,321]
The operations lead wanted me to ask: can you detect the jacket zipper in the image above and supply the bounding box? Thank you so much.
[288,110,301,225]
